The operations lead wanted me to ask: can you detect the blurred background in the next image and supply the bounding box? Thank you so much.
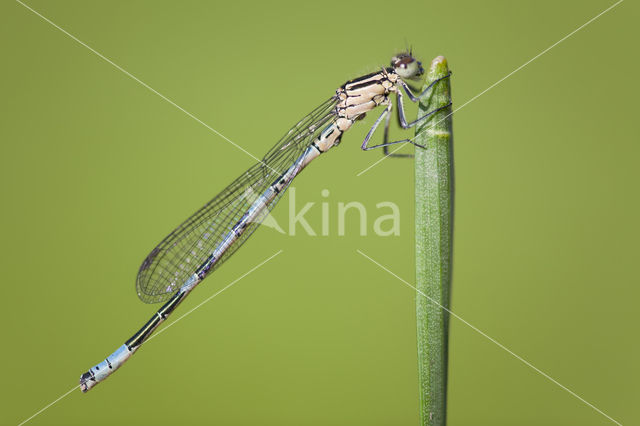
[1,0,638,424]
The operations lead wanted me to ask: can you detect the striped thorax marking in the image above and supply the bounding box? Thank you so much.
[337,69,397,119]
[314,69,399,153]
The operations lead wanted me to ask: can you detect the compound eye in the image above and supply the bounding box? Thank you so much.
[393,55,414,69]
[391,53,423,79]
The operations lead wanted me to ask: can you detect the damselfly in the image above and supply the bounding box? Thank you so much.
[79,52,452,392]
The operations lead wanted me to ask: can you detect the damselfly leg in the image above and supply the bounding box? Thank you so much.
[398,71,452,102]
[383,103,411,158]
[361,101,452,154]
[396,73,452,130]
[361,102,423,154]
[361,72,451,157]
[397,94,453,129]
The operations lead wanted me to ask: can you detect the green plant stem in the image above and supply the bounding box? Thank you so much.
[414,56,453,426]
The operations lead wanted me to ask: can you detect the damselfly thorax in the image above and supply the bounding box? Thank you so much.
[313,69,399,152]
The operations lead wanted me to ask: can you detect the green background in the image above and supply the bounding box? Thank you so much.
[1,0,637,424]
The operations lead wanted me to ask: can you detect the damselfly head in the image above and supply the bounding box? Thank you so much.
[391,53,424,80]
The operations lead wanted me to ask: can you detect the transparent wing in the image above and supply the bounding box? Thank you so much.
[136,97,338,303]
